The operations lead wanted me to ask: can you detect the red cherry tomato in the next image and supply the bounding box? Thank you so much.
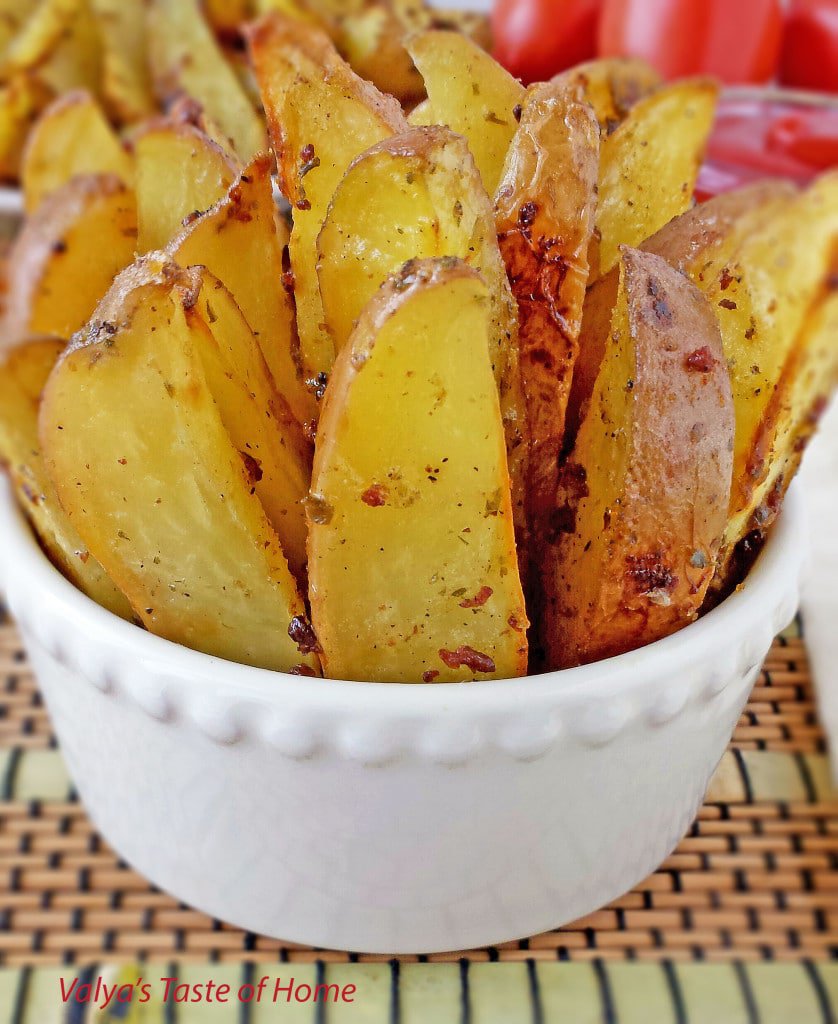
[491,0,602,84]
[780,0,838,93]
[598,0,783,84]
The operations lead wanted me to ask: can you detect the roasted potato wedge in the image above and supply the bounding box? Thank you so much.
[203,0,253,38]
[495,82,600,548]
[317,126,516,381]
[691,174,838,587]
[553,58,661,133]
[246,13,407,386]
[0,74,53,182]
[89,0,155,124]
[309,258,528,682]
[407,29,525,196]
[3,0,102,100]
[135,119,239,252]
[567,181,799,449]
[544,248,734,669]
[333,5,425,105]
[22,90,134,212]
[170,155,318,429]
[0,337,133,619]
[3,174,137,345]
[0,0,39,58]
[147,0,265,161]
[593,79,718,279]
[41,257,316,672]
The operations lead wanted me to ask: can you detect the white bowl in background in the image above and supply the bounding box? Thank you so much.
[0,477,806,953]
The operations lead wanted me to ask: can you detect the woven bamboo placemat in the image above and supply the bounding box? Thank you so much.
[1,611,837,1021]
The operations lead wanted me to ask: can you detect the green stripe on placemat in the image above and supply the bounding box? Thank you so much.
[1,963,838,1023]
[0,748,833,805]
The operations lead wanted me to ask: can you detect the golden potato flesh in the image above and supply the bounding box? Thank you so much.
[2,173,137,346]
[495,82,600,547]
[407,30,525,197]
[170,155,319,430]
[309,258,528,683]
[593,79,718,279]
[89,0,155,124]
[40,258,316,673]
[333,5,425,105]
[0,75,53,183]
[0,337,132,619]
[677,173,838,575]
[22,90,134,213]
[553,58,661,133]
[246,13,407,388]
[146,0,265,161]
[543,248,734,669]
[135,121,239,253]
[317,126,516,384]
[3,0,102,101]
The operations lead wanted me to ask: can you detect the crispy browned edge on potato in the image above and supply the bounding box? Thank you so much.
[543,248,734,669]
[495,81,599,582]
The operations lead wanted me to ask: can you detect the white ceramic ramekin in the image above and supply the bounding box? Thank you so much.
[0,477,806,953]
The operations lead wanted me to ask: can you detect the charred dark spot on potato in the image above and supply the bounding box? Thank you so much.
[307,371,329,400]
[288,615,322,655]
[513,103,523,122]
[304,492,333,525]
[361,483,388,507]
[182,209,203,228]
[438,646,496,674]
[625,553,677,597]
[718,298,738,311]
[718,266,738,291]
[508,614,526,633]
[549,462,589,541]
[459,586,493,609]
[518,201,538,229]
[239,451,263,486]
[685,346,716,373]
[745,318,757,340]
[52,239,67,255]
[646,277,673,323]
[422,669,440,683]
[299,143,320,179]
[290,664,317,677]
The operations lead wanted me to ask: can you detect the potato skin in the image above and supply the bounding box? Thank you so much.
[543,248,734,669]
[495,82,599,565]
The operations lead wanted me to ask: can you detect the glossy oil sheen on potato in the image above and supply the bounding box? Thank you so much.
[407,30,525,197]
[308,258,528,682]
[0,337,132,619]
[170,155,319,430]
[40,258,316,673]
[544,248,734,669]
[246,13,407,388]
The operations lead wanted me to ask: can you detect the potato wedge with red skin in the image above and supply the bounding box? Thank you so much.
[40,256,316,673]
[0,336,132,620]
[246,13,407,388]
[2,173,137,348]
[309,258,528,683]
[567,180,799,455]
[543,248,734,670]
[495,82,599,556]
[170,155,318,430]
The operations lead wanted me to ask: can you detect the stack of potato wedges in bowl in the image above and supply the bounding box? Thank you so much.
[0,10,836,685]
